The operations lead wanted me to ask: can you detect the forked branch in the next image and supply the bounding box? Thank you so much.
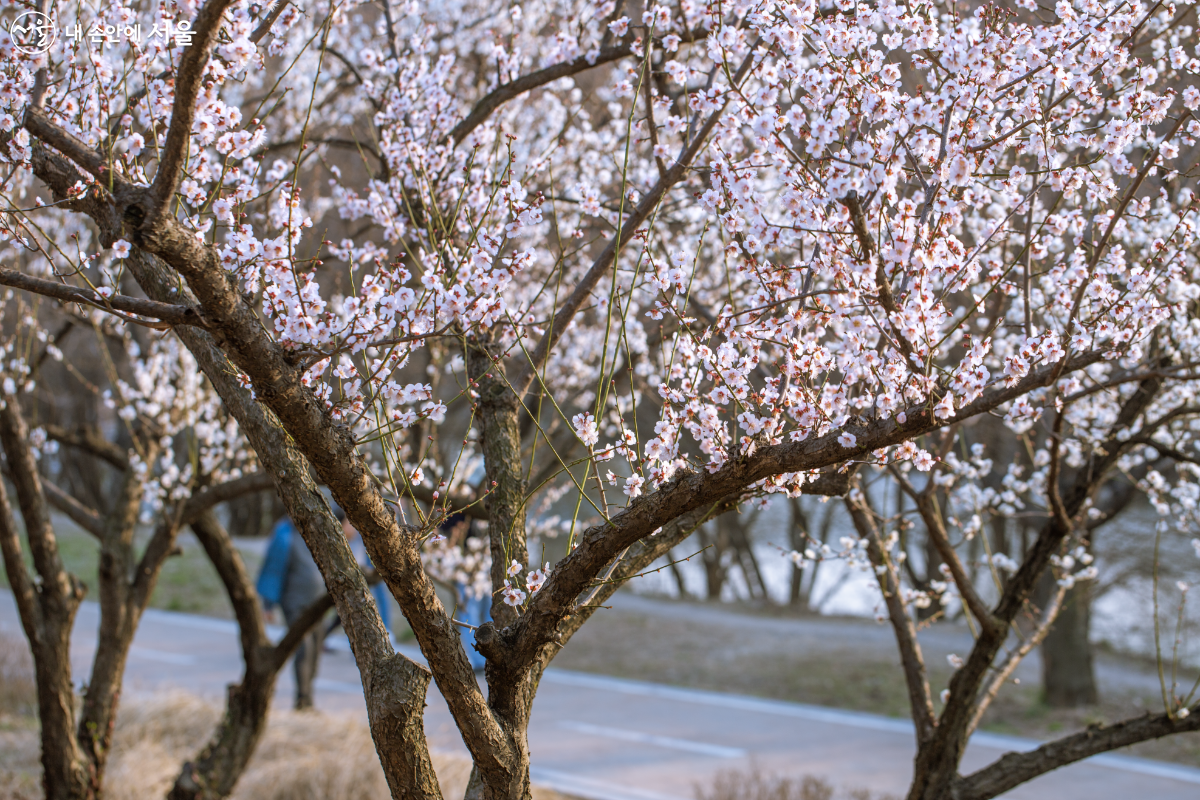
[846,487,937,745]
[146,0,239,224]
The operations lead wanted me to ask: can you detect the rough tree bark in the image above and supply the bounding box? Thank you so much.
[465,336,536,800]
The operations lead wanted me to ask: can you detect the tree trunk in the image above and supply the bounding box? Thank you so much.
[169,670,277,800]
[170,510,276,800]
[729,516,769,603]
[32,630,94,800]
[914,528,943,623]
[667,553,689,598]
[119,249,443,800]
[466,335,536,800]
[696,520,729,600]
[226,492,265,539]
[788,499,807,607]
[467,336,529,631]
[1039,573,1098,707]
[77,471,148,785]
[0,399,94,800]
[1035,482,1137,710]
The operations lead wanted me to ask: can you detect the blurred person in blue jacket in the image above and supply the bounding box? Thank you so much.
[256,513,326,710]
[345,514,392,635]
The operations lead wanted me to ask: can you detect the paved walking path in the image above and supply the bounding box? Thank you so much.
[3,590,1199,799]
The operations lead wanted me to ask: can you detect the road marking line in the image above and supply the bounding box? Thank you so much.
[530,767,688,800]
[557,720,746,758]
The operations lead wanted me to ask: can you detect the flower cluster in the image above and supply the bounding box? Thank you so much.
[4,0,1200,631]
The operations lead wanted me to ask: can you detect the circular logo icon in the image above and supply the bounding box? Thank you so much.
[8,11,57,55]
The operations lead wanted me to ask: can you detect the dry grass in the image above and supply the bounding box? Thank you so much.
[0,627,469,800]
[101,691,518,800]
[0,627,563,799]
[103,691,569,800]
[0,630,36,718]
[0,723,41,800]
[0,678,570,800]
[0,632,40,800]
[97,690,393,800]
[696,767,898,800]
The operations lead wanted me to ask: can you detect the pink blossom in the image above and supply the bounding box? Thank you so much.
[526,564,550,593]
[501,581,526,607]
[572,412,599,447]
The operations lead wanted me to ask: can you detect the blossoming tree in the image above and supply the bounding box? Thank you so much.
[0,278,385,800]
[0,288,269,795]
[4,0,1200,798]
